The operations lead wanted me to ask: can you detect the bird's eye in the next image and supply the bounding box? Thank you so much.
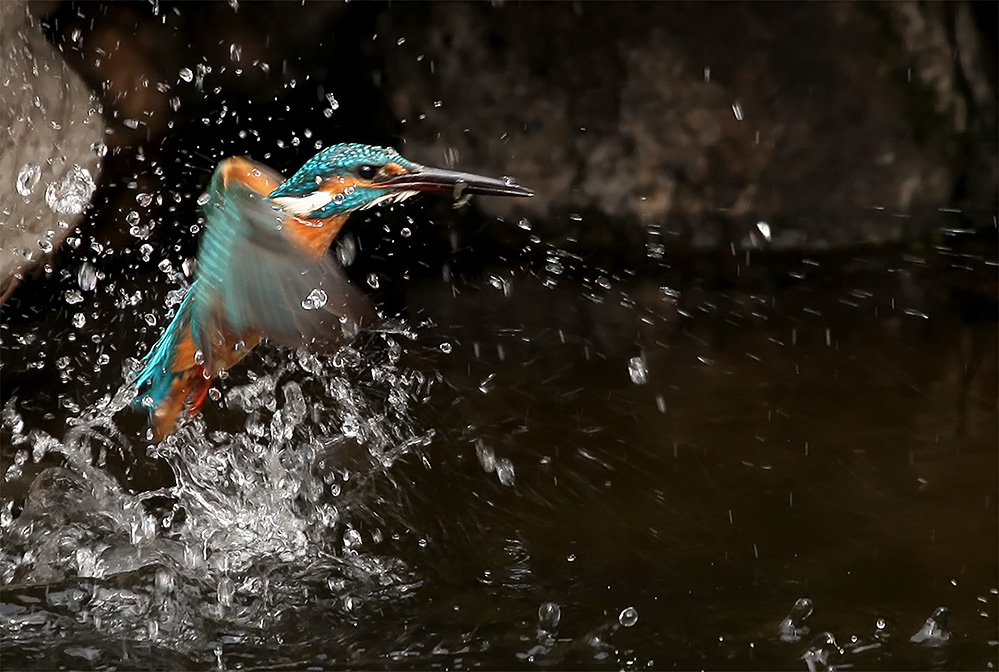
[356,164,379,180]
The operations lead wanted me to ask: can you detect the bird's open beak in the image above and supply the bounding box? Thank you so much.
[377,164,534,198]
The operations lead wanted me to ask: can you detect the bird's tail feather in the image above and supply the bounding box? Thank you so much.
[133,292,213,440]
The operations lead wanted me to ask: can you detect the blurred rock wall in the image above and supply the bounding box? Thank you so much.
[378,2,996,252]
[1,0,105,300]
[7,0,993,295]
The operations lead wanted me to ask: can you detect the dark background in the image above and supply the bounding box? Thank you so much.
[1,2,996,670]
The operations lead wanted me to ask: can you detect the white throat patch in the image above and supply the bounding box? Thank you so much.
[273,191,334,217]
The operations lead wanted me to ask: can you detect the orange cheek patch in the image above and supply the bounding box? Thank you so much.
[382,162,407,177]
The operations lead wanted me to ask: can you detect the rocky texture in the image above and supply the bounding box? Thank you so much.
[56,1,350,149]
[0,1,105,301]
[5,1,993,297]
[378,2,996,254]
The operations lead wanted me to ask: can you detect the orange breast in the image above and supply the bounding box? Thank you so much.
[283,213,350,260]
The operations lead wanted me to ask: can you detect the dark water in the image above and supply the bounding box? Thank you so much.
[1,219,996,669]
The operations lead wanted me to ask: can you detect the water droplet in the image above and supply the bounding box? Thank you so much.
[538,602,561,628]
[65,289,84,305]
[326,93,339,111]
[756,221,772,241]
[208,388,221,401]
[366,273,380,289]
[16,163,41,196]
[44,165,95,214]
[732,101,744,121]
[779,597,813,642]
[155,568,175,594]
[229,44,241,62]
[196,192,211,206]
[75,547,99,577]
[343,528,362,549]
[496,458,515,486]
[296,349,322,374]
[400,226,412,238]
[476,441,495,473]
[619,606,639,627]
[179,67,194,82]
[136,192,153,207]
[217,577,234,607]
[301,288,328,310]
[910,606,950,646]
[439,342,452,354]
[628,355,648,385]
[336,235,357,268]
[72,313,86,328]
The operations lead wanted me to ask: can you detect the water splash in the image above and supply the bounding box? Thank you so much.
[44,165,96,215]
[779,597,814,642]
[1,331,434,663]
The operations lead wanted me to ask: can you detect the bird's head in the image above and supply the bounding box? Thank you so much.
[268,143,533,219]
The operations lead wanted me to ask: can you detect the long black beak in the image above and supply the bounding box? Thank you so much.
[378,164,534,198]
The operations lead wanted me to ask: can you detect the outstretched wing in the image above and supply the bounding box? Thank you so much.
[190,158,373,371]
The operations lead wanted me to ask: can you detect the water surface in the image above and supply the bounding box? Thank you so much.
[1,229,996,670]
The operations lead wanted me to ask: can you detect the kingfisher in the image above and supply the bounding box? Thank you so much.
[133,143,533,440]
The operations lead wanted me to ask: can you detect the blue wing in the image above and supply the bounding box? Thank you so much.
[190,159,373,371]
